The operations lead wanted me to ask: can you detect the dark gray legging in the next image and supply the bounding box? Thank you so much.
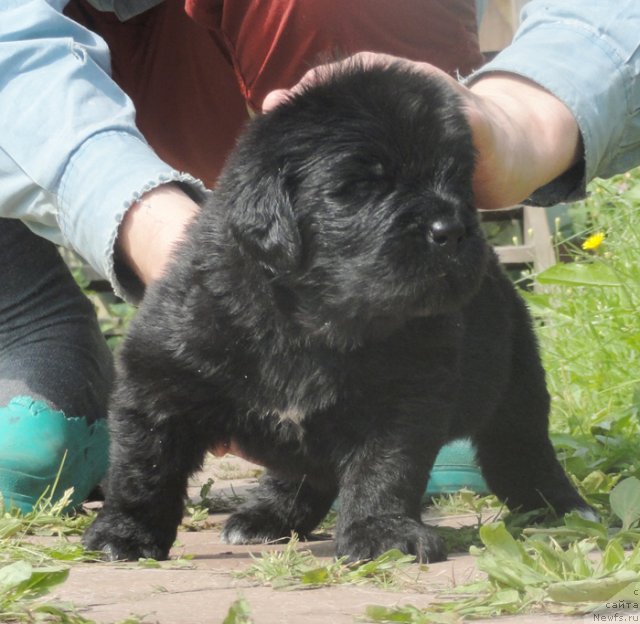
[0,219,113,422]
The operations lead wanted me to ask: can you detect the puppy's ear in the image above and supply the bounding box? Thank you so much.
[229,171,301,273]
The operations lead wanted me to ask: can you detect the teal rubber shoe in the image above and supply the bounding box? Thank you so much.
[0,396,109,513]
[425,439,489,498]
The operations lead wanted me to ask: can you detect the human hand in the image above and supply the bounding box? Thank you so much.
[263,52,581,210]
[117,184,200,285]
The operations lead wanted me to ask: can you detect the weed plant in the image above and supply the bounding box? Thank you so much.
[0,489,97,622]
[527,170,640,499]
[236,534,421,591]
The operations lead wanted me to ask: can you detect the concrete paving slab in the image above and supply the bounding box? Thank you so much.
[43,456,591,623]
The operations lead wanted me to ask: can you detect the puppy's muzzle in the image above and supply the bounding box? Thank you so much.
[427,218,466,253]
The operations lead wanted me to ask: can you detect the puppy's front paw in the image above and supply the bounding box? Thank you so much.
[222,509,292,545]
[336,515,446,563]
[83,511,172,561]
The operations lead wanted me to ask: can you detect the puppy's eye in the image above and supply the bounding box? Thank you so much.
[339,160,390,191]
[325,158,393,210]
[370,161,385,178]
[334,176,388,202]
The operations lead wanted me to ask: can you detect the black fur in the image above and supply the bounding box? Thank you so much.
[83,63,591,563]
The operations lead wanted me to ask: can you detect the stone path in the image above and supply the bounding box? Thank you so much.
[46,456,588,624]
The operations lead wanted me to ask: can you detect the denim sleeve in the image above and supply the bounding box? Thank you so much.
[84,0,164,20]
[468,0,640,205]
[0,0,206,300]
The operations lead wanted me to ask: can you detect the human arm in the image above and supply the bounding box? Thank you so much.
[264,0,640,210]
[263,55,581,210]
[115,184,200,290]
[467,0,640,208]
[463,74,582,209]
[0,0,204,301]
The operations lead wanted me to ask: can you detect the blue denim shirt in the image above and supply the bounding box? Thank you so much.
[0,0,203,300]
[1,0,639,298]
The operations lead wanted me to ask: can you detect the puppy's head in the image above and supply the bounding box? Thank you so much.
[217,62,489,347]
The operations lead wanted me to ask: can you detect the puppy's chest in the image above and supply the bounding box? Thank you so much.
[233,319,463,427]
[239,352,341,425]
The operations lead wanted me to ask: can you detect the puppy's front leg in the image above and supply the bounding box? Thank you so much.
[335,429,447,563]
[83,398,210,561]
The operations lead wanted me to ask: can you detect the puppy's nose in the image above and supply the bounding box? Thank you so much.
[427,219,466,251]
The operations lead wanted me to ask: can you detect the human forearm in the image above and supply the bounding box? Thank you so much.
[116,184,201,287]
[469,0,640,202]
[465,74,581,209]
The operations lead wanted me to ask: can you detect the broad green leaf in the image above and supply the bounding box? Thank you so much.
[358,549,415,572]
[563,511,609,540]
[479,523,527,561]
[0,561,69,601]
[32,603,93,622]
[610,477,640,530]
[625,185,640,202]
[536,262,621,287]
[475,554,547,590]
[521,292,572,320]
[15,565,69,599]
[602,539,627,572]
[0,517,24,539]
[222,597,253,624]
[525,540,566,579]
[0,561,33,591]
[549,433,586,450]
[490,588,522,607]
[578,471,620,496]
[364,604,450,623]
[478,523,541,574]
[548,571,640,603]
[521,292,555,316]
[301,566,330,585]
[364,605,416,622]
[571,552,593,578]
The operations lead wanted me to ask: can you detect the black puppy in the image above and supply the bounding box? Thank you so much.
[84,63,592,563]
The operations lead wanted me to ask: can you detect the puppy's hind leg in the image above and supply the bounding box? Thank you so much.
[222,472,336,544]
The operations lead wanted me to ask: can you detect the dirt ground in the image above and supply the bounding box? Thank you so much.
[47,456,589,624]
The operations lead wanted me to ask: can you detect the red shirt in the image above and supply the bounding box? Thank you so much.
[66,0,482,186]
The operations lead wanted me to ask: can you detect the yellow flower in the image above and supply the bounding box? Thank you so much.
[582,231,605,251]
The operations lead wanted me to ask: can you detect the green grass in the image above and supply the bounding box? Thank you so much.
[528,171,640,494]
[0,490,99,623]
[236,533,422,591]
[0,489,151,623]
[429,488,501,517]
[222,598,253,624]
[366,478,640,622]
